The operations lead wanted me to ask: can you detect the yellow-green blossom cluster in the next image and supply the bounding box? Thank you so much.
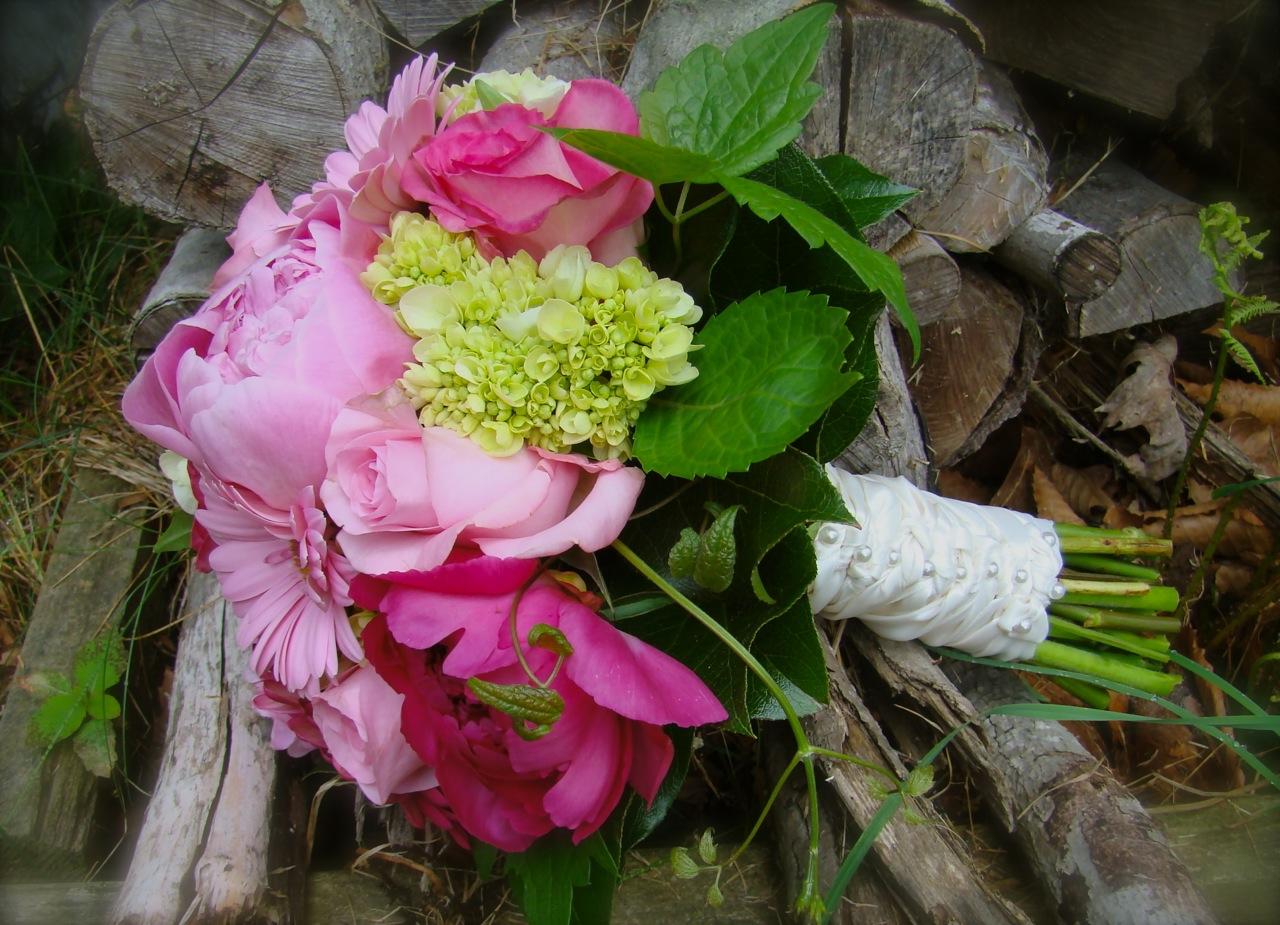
[363,213,702,458]
[438,68,569,118]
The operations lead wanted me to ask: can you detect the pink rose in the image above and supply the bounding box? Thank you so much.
[363,559,725,850]
[402,79,653,263]
[320,399,644,576]
[311,665,439,805]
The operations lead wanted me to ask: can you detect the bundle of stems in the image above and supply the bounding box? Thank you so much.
[1037,524,1179,703]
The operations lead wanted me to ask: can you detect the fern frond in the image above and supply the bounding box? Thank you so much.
[1220,332,1265,382]
[1224,294,1280,327]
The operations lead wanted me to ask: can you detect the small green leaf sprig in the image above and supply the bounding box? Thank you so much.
[1199,202,1278,382]
[362,212,703,458]
[28,630,127,778]
[669,828,727,909]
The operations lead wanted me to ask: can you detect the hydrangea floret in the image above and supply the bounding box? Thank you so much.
[361,212,701,458]
[438,68,570,117]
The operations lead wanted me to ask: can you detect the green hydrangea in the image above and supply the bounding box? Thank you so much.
[366,214,702,458]
[439,68,569,118]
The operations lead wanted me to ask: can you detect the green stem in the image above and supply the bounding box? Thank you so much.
[652,187,678,225]
[1054,525,1172,558]
[612,540,826,919]
[1052,676,1112,709]
[1061,555,1162,581]
[1033,640,1178,696]
[675,189,731,224]
[1048,617,1171,662]
[1050,603,1181,634]
[1166,345,1229,538]
[1059,577,1151,596]
[1175,493,1241,627]
[1060,586,1180,612]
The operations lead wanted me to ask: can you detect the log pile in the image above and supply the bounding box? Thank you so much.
[30,0,1273,921]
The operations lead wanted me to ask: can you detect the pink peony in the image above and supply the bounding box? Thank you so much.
[363,558,726,851]
[311,665,439,805]
[320,398,644,576]
[402,79,653,263]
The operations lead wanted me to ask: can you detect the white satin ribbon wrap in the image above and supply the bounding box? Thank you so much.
[810,468,1064,661]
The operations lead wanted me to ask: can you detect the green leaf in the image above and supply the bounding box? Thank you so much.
[25,670,72,699]
[467,679,563,739]
[718,174,918,357]
[668,528,700,580]
[507,833,595,925]
[85,692,121,721]
[670,847,700,879]
[73,719,116,778]
[472,841,499,880]
[707,882,725,908]
[73,630,127,694]
[903,764,934,798]
[745,592,829,720]
[622,727,692,849]
[153,510,193,553]
[1220,332,1264,382]
[548,128,718,185]
[32,692,87,745]
[693,505,740,592]
[815,154,917,228]
[639,4,834,177]
[633,288,858,478]
[528,624,574,657]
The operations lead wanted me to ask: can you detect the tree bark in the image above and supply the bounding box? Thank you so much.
[130,227,228,359]
[81,0,388,226]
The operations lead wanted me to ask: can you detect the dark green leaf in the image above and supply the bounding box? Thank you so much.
[815,154,917,228]
[549,128,718,185]
[507,833,594,925]
[668,528,700,580]
[639,4,834,177]
[693,504,740,592]
[472,841,499,880]
[73,719,116,778]
[718,174,917,356]
[73,630,127,694]
[622,727,692,848]
[153,510,194,553]
[633,289,858,478]
[746,590,829,720]
[32,692,87,745]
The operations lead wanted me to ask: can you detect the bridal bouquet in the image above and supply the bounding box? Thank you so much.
[124,6,1181,920]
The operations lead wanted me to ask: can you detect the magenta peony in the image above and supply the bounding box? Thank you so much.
[320,397,644,576]
[402,79,653,263]
[362,557,726,851]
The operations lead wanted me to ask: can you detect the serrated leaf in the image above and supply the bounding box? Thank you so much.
[640,4,834,178]
[718,174,917,357]
[1220,332,1264,382]
[815,154,918,228]
[707,882,725,908]
[746,592,829,721]
[697,828,718,865]
[693,505,740,592]
[73,719,116,778]
[85,692,121,721]
[32,692,87,745]
[633,288,857,478]
[153,509,193,553]
[549,128,718,185]
[670,847,700,879]
[73,630,126,694]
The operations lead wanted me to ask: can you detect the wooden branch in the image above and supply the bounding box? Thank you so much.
[187,609,281,923]
[994,208,1123,303]
[81,0,388,226]
[0,470,145,877]
[372,0,502,46]
[131,227,228,358]
[112,570,231,925]
[802,641,1034,923]
[1053,159,1235,337]
[951,0,1247,118]
[848,628,1219,925]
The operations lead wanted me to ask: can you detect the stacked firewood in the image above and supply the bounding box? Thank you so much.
[5,0,1262,922]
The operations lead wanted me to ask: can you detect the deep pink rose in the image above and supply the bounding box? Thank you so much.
[364,560,726,851]
[311,665,439,805]
[402,79,653,263]
[252,677,323,757]
[320,399,644,576]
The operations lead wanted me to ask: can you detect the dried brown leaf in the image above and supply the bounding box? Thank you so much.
[1096,335,1187,480]
[1130,698,1201,795]
[1142,510,1271,559]
[1032,467,1086,524]
[1181,378,1280,425]
[991,427,1052,512]
[1214,561,1255,596]
[1220,413,1279,476]
[1050,462,1117,521]
[1204,324,1280,381]
[937,468,992,505]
